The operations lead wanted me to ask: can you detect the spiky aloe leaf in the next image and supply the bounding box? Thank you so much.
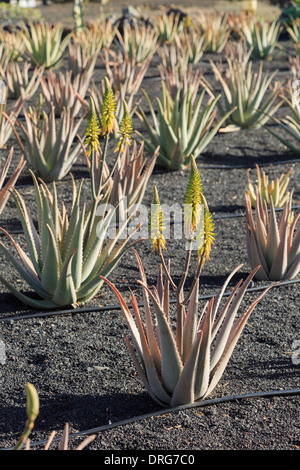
[138,280,183,394]
[0,149,25,215]
[40,224,61,295]
[53,250,77,307]
[150,186,166,252]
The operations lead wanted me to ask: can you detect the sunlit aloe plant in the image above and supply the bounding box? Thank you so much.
[157,43,203,100]
[11,96,83,181]
[0,29,25,62]
[241,18,282,60]
[116,22,159,64]
[0,82,143,309]
[246,164,292,209]
[41,69,92,117]
[136,82,232,170]
[21,22,71,69]
[174,28,207,64]
[196,10,231,53]
[0,148,25,215]
[245,189,300,281]
[285,17,300,53]
[77,17,117,52]
[202,57,283,131]
[102,158,272,407]
[0,87,24,149]
[0,43,14,78]
[0,170,141,309]
[67,40,98,76]
[6,62,43,100]
[155,11,183,44]
[266,82,300,154]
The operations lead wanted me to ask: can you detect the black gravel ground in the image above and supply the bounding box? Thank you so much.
[0,8,300,453]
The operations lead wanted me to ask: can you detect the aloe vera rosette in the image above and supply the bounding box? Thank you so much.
[136,83,233,170]
[245,189,300,281]
[0,172,142,309]
[102,251,272,407]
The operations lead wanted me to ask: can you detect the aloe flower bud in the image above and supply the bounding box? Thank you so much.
[184,155,203,234]
[101,77,116,135]
[85,96,101,157]
[150,186,166,252]
[115,100,133,153]
[198,200,215,264]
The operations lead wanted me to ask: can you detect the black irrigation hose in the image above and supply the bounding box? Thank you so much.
[11,156,300,192]
[3,387,300,450]
[197,158,300,170]
[1,276,299,323]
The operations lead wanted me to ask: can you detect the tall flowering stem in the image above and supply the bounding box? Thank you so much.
[150,155,215,355]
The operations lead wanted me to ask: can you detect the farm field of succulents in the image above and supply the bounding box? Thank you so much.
[0,0,300,451]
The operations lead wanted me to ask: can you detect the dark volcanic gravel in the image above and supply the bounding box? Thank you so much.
[0,4,300,452]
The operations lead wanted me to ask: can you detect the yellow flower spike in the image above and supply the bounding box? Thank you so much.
[198,199,215,265]
[101,77,116,136]
[150,186,166,252]
[85,96,101,157]
[115,100,133,153]
[184,155,203,234]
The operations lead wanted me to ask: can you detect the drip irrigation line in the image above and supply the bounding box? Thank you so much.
[1,277,299,323]
[197,159,300,170]
[9,155,300,192]
[3,387,300,450]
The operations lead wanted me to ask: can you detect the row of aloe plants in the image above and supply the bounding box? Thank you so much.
[1,81,299,411]
[2,10,300,173]
[0,10,299,448]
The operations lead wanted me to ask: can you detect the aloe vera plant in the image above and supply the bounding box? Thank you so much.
[116,22,159,64]
[266,83,300,154]
[174,28,207,64]
[241,19,282,60]
[246,164,292,209]
[0,28,25,62]
[155,11,183,44]
[202,57,283,132]
[284,17,300,53]
[12,97,83,181]
[196,10,231,54]
[21,22,71,69]
[0,148,25,215]
[67,39,98,76]
[41,69,93,117]
[0,88,24,149]
[102,158,272,406]
[0,171,141,309]
[157,43,203,100]
[136,82,232,170]
[6,62,43,100]
[245,189,300,281]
